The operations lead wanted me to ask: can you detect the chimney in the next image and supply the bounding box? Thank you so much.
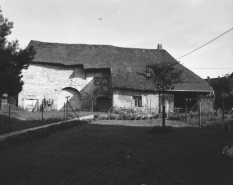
[207,76,210,81]
[157,44,162,50]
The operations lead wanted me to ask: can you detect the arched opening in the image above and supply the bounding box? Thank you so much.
[57,87,81,111]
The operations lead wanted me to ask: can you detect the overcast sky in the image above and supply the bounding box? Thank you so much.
[1,0,233,79]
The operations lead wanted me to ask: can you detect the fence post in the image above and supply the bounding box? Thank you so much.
[8,105,11,133]
[162,105,165,127]
[41,104,44,123]
[199,100,201,128]
[222,97,225,122]
[222,97,226,132]
[64,102,66,122]
[65,96,70,122]
[66,102,68,122]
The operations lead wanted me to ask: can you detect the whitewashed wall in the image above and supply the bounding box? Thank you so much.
[18,63,108,110]
[113,89,160,114]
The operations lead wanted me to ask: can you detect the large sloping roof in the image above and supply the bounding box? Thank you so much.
[29,40,213,92]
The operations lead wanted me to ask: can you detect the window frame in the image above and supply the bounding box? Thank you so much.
[101,78,109,92]
[133,96,142,107]
[94,77,101,85]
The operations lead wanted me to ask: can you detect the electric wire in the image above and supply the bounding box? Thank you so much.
[176,27,233,60]
[189,68,233,69]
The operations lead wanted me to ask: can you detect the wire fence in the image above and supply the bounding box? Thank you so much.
[0,99,80,135]
[1,96,232,135]
[169,97,233,127]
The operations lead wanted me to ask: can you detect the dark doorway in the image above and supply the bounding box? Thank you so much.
[174,92,198,113]
[96,96,111,112]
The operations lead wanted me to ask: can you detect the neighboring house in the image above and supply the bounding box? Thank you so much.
[206,73,233,91]
[18,40,213,113]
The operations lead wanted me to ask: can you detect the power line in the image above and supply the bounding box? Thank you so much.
[190,68,233,69]
[176,27,233,60]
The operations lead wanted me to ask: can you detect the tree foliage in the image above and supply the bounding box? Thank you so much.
[210,74,233,109]
[0,7,35,98]
[145,61,184,92]
[211,74,233,97]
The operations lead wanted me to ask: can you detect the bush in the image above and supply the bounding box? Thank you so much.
[148,125,173,134]
[109,114,118,120]
[94,108,160,121]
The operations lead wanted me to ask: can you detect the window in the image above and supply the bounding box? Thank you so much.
[94,78,100,85]
[133,96,142,107]
[101,78,109,92]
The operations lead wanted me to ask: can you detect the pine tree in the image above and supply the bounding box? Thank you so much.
[0,7,35,98]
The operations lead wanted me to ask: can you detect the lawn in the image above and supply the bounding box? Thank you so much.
[92,118,195,127]
[0,106,97,134]
[0,120,233,185]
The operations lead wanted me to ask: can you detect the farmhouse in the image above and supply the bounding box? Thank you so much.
[18,40,213,113]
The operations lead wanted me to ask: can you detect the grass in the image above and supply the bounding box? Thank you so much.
[0,106,97,134]
[92,118,195,127]
[0,120,233,185]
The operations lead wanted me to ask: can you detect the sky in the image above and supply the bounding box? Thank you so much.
[1,0,233,79]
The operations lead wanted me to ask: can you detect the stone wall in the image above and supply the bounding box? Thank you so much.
[18,63,110,111]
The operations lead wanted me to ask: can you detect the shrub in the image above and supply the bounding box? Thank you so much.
[153,114,159,119]
[99,115,108,120]
[95,108,160,121]
[109,114,118,120]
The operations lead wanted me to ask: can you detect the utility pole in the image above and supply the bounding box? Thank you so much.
[65,96,70,122]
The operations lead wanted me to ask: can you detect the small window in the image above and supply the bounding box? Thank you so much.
[133,96,142,107]
[94,78,100,85]
[102,78,109,92]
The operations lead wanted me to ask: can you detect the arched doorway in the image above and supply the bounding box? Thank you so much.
[57,87,81,111]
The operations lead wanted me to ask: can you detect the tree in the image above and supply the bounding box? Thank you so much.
[145,61,184,127]
[0,7,35,99]
[212,74,233,97]
[211,74,233,110]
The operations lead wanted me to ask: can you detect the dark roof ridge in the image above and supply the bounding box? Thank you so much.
[29,40,163,52]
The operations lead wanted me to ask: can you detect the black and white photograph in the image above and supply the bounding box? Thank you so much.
[0,0,233,184]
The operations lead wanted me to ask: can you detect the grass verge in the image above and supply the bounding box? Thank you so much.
[0,120,88,151]
[0,110,96,134]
